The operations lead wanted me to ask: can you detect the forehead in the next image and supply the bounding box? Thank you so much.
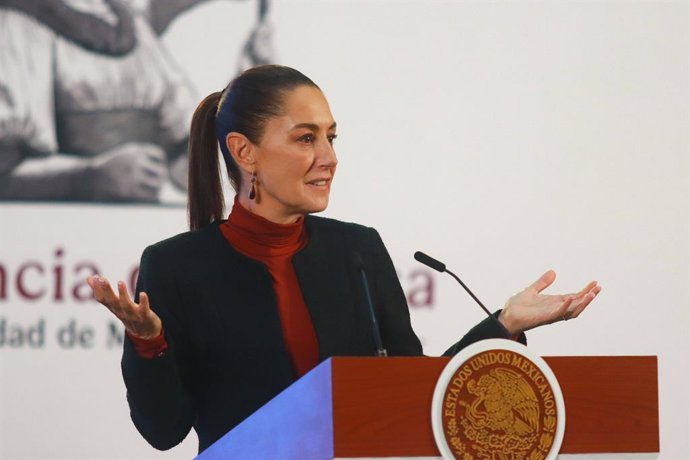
[277,86,335,128]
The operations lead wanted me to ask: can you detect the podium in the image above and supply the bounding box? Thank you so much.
[196,356,658,459]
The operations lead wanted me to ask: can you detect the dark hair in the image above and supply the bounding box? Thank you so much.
[187,65,318,230]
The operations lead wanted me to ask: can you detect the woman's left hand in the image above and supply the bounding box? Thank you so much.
[498,270,601,335]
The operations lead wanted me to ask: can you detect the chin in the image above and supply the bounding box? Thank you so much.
[304,197,329,214]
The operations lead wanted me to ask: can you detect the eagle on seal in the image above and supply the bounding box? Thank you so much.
[465,367,540,436]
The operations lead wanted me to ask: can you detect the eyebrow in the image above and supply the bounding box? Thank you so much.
[290,122,337,131]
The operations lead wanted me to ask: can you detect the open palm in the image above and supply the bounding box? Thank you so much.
[499,270,601,335]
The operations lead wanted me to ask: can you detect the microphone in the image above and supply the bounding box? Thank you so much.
[413,251,512,339]
[353,253,388,357]
[413,251,446,272]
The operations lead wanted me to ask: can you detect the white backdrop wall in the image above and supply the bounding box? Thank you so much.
[0,1,688,459]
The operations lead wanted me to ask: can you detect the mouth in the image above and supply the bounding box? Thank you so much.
[306,178,331,187]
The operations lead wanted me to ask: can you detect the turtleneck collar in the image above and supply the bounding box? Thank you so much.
[221,197,307,259]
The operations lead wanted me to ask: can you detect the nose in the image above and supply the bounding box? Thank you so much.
[316,136,338,170]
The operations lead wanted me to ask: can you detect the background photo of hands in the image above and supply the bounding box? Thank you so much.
[0,1,687,459]
[0,0,273,203]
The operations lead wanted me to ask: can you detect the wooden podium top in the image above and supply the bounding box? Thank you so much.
[332,356,658,457]
[197,355,658,459]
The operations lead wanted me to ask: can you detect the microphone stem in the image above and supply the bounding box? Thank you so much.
[444,268,512,339]
[359,269,388,357]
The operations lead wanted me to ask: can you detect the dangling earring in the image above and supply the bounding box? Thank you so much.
[248,171,257,200]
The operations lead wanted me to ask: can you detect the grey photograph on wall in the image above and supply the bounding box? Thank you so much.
[0,0,272,204]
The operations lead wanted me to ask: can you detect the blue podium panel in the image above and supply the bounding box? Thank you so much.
[195,359,334,460]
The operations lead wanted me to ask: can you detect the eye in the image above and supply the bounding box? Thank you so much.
[328,134,338,145]
[298,133,315,143]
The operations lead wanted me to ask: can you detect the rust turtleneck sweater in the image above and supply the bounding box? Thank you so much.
[130,198,320,379]
[218,199,320,378]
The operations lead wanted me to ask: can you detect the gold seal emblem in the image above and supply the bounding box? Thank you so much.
[432,339,565,460]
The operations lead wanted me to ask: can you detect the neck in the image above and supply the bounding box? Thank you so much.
[236,193,303,225]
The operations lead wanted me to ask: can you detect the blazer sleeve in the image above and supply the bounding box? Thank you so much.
[365,228,526,357]
[120,245,196,450]
[441,312,527,356]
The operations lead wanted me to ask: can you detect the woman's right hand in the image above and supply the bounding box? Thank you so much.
[87,275,162,340]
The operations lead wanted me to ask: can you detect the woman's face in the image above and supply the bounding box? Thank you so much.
[250,85,338,223]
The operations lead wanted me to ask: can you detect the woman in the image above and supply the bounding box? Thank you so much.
[88,65,601,453]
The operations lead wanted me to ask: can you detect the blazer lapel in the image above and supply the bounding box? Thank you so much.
[293,217,366,360]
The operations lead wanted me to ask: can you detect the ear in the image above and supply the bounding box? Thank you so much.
[226,132,256,173]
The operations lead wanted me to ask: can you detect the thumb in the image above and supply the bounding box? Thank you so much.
[528,270,556,293]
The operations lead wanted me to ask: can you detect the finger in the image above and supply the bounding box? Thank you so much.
[138,173,164,191]
[140,145,167,163]
[87,275,104,302]
[529,270,556,294]
[138,292,150,311]
[553,296,573,323]
[124,179,159,201]
[128,292,162,339]
[137,148,167,169]
[135,183,160,201]
[141,160,168,181]
[569,286,601,318]
[134,155,167,185]
[87,275,105,300]
[98,276,120,305]
[118,281,144,320]
[575,281,598,298]
[558,281,599,303]
[566,295,592,319]
[91,276,123,315]
[117,282,145,328]
[137,166,169,187]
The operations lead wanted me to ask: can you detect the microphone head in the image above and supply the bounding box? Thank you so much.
[414,251,446,272]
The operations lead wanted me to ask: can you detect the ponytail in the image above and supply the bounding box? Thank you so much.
[188,91,224,231]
